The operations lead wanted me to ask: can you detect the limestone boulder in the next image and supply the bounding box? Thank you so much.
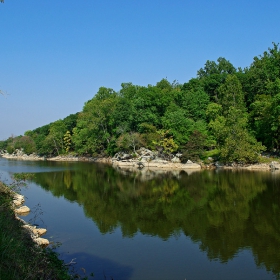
[34,237,49,247]
[270,161,280,170]
[15,205,30,215]
[13,194,25,207]
[22,224,47,237]
[34,228,47,236]
[171,156,181,163]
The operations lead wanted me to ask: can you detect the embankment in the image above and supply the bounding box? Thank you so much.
[1,148,280,172]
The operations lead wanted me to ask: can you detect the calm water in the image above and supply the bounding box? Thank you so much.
[1,157,280,280]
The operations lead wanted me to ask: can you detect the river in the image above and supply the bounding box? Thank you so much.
[0,157,280,280]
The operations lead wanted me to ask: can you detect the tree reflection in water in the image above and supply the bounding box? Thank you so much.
[32,164,280,278]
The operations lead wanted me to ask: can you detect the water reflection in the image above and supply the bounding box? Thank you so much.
[30,164,280,277]
[63,251,134,280]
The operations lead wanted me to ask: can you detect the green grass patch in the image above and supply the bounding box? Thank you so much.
[0,181,75,280]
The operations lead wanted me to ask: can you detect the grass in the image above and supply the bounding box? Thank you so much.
[0,181,76,280]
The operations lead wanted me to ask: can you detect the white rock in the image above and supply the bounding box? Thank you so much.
[34,228,47,236]
[22,225,47,237]
[13,194,25,206]
[270,161,280,170]
[171,157,181,163]
[15,206,30,215]
[34,237,49,247]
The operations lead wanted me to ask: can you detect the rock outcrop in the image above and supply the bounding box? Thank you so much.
[1,147,279,172]
[22,224,49,247]
[9,188,50,248]
[0,149,45,161]
[112,148,201,170]
[270,161,280,170]
[14,205,30,215]
[13,193,25,207]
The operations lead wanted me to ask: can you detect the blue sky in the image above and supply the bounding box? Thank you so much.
[1,0,280,140]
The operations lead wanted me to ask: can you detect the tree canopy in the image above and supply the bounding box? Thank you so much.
[1,43,280,163]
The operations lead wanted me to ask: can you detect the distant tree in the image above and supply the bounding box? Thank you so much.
[63,131,72,153]
[219,107,265,163]
[181,88,210,121]
[14,136,36,155]
[209,76,265,163]
[181,131,207,162]
[46,120,67,155]
[73,89,117,155]
[94,86,116,100]
[270,93,280,150]
[197,57,236,78]
[116,132,144,153]
[138,123,159,150]
[249,94,273,149]
[156,78,172,91]
[197,57,236,101]
[152,130,178,158]
[217,74,246,115]
[63,113,78,132]
[245,43,280,98]
[161,103,194,145]
[206,103,223,122]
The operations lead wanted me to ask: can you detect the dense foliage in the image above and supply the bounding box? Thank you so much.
[2,44,280,163]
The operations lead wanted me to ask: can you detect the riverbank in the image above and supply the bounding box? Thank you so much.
[1,148,280,172]
[0,181,73,279]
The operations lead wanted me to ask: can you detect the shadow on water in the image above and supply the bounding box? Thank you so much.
[62,251,133,280]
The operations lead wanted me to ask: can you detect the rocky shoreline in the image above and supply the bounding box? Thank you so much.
[0,183,49,247]
[1,148,280,172]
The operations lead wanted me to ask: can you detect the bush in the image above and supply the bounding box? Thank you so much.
[14,136,37,155]
[6,145,15,154]
[181,131,207,162]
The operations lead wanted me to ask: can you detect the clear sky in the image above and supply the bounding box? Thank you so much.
[1,0,280,140]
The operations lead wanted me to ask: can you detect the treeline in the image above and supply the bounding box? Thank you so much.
[2,43,280,163]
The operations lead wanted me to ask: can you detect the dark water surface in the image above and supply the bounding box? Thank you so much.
[1,157,280,280]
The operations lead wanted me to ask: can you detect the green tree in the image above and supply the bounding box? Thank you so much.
[63,131,72,153]
[249,94,273,149]
[116,132,144,153]
[219,107,265,163]
[209,75,265,163]
[73,88,118,155]
[180,88,210,121]
[242,43,280,104]
[181,131,207,162]
[138,123,160,150]
[197,57,236,101]
[161,103,194,145]
[217,74,245,115]
[14,136,36,155]
[270,93,280,150]
[45,120,67,155]
[152,130,178,157]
